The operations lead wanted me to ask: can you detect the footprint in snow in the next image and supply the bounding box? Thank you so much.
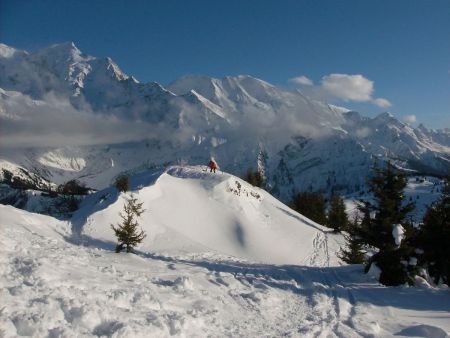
[152,276,194,291]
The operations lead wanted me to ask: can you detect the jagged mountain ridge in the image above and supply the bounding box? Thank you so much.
[0,42,449,199]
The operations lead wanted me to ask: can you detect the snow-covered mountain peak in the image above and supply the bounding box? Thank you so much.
[168,74,273,97]
[327,104,351,114]
[417,123,428,132]
[34,41,88,64]
[374,111,395,122]
[343,110,363,122]
[0,43,24,58]
[146,81,175,95]
[225,74,275,88]
[49,41,79,51]
[168,74,219,96]
[99,57,129,81]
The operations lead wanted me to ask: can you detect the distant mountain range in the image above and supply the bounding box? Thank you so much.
[1,42,449,200]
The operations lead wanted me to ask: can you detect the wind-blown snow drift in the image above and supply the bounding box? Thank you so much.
[73,166,336,265]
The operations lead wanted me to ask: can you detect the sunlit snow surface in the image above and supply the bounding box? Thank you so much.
[1,167,449,337]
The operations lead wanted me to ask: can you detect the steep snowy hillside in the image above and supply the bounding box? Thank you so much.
[1,167,449,337]
[1,42,449,199]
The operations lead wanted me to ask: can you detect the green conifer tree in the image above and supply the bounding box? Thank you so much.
[359,162,415,285]
[243,168,264,187]
[339,216,366,264]
[290,191,327,225]
[327,194,348,232]
[111,194,146,253]
[417,178,450,285]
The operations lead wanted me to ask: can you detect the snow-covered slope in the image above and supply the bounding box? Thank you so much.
[1,42,449,200]
[73,166,337,265]
[1,168,449,337]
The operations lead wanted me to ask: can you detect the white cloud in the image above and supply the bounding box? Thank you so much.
[321,74,373,102]
[402,114,417,124]
[291,73,392,108]
[372,97,392,108]
[289,75,313,86]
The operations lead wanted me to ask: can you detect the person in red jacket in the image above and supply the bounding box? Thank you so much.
[208,158,218,173]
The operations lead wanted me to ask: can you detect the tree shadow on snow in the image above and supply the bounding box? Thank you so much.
[64,234,117,251]
[234,222,246,247]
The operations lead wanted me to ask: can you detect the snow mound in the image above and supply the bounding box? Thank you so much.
[395,324,449,338]
[73,166,334,265]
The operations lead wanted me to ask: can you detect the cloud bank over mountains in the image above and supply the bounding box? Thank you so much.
[0,91,168,148]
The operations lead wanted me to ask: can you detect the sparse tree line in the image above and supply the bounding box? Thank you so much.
[1,169,91,195]
[0,169,93,216]
[288,162,450,288]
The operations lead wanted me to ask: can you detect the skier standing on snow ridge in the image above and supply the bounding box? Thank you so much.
[208,158,218,173]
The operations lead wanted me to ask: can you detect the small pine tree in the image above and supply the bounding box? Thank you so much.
[111,194,146,253]
[243,168,264,188]
[359,162,415,286]
[115,175,129,193]
[327,194,348,232]
[290,191,327,225]
[339,216,365,264]
[417,178,450,285]
[358,201,372,235]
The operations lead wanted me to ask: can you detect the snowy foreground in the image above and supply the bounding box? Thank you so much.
[1,167,449,337]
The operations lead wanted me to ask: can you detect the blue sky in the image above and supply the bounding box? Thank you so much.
[1,0,449,128]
